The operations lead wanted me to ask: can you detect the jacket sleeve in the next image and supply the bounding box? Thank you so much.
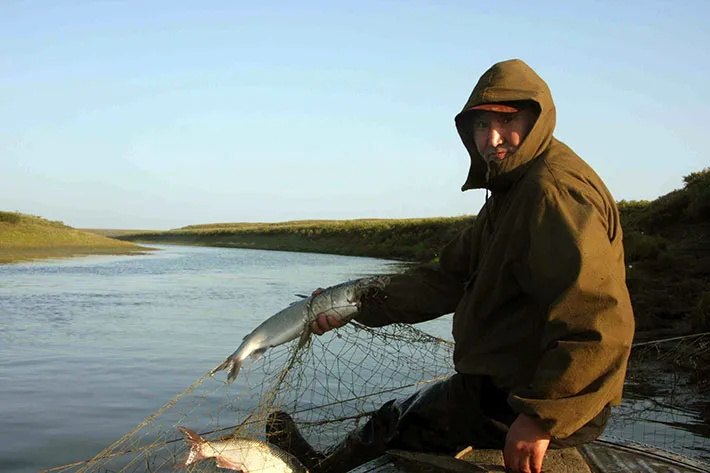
[507,182,635,439]
[356,224,476,327]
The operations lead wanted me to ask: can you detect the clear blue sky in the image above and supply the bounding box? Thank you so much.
[2,0,708,229]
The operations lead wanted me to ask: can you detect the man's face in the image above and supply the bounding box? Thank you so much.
[471,108,537,164]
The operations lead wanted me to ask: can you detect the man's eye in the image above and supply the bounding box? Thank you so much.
[473,120,488,129]
[503,115,514,124]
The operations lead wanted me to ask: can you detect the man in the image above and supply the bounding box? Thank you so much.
[267,59,635,473]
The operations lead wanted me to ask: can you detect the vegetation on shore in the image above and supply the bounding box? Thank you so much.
[111,217,475,262]
[617,168,709,333]
[0,212,152,264]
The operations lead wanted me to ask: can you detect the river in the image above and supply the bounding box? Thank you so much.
[1,244,707,473]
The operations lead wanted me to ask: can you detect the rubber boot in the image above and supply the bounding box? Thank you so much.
[266,403,400,473]
[308,430,383,473]
[312,400,401,473]
[266,411,324,470]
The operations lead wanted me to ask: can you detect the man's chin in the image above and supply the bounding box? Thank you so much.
[485,153,508,162]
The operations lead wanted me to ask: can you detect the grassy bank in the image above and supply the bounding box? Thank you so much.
[115,217,476,262]
[0,212,153,264]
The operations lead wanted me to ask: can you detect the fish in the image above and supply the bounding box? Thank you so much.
[210,275,390,384]
[177,426,308,472]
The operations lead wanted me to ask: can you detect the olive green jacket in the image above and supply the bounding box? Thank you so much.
[357,59,635,439]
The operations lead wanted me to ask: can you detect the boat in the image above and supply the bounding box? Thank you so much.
[346,437,710,473]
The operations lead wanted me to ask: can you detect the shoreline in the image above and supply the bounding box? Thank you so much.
[0,245,154,265]
[0,211,154,265]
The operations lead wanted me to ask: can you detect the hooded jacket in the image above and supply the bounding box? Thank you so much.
[357,59,635,439]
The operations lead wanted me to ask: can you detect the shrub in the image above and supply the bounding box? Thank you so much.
[683,168,710,188]
[641,190,688,231]
[623,230,668,262]
[637,168,710,230]
[683,168,710,222]
[0,211,22,224]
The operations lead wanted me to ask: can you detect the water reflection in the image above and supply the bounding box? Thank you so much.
[608,347,710,461]
[0,245,402,473]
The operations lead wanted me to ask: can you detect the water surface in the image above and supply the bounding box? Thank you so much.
[0,245,412,473]
[1,244,707,472]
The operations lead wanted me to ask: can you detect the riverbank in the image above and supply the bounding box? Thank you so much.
[0,212,152,264]
[106,217,474,262]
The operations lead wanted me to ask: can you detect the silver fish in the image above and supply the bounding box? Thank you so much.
[211,276,390,384]
[178,426,308,472]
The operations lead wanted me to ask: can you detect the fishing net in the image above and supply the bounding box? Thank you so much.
[43,322,710,473]
[605,332,710,462]
[44,322,456,473]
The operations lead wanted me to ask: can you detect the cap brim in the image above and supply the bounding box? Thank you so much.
[468,103,520,113]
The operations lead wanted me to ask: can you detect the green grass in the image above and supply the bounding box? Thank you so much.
[117,216,476,262]
[0,212,153,264]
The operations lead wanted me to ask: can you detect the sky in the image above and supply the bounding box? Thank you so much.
[1,0,708,230]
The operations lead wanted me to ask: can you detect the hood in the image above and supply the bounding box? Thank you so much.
[456,59,556,191]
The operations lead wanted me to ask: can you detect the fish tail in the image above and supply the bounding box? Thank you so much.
[226,358,242,384]
[209,357,232,376]
[209,354,243,384]
[177,427,206,466]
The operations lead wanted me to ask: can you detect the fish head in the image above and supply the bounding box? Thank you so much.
[352,276,390,302]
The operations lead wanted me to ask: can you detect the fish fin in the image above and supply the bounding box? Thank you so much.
[226,358,243,384]
[177,426,204,445]
[210,354,235,374]
[249,347,267,361]
[172,453,188,471]
[177,427,205,466]
[215,456,244,471]
[294,293,309,299]
[297,327,312,348]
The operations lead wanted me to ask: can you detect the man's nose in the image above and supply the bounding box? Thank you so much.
[489,128,503,148]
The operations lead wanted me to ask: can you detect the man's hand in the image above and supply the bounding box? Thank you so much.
[504,414,551,473]
[310,313,347,335]
[309,288,347,335]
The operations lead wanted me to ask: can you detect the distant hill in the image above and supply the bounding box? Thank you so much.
[0,212,152,264]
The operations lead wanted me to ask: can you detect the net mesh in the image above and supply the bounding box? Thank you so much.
[44,322,455,473]
[606,332,710,462]
[43,327,710,472]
